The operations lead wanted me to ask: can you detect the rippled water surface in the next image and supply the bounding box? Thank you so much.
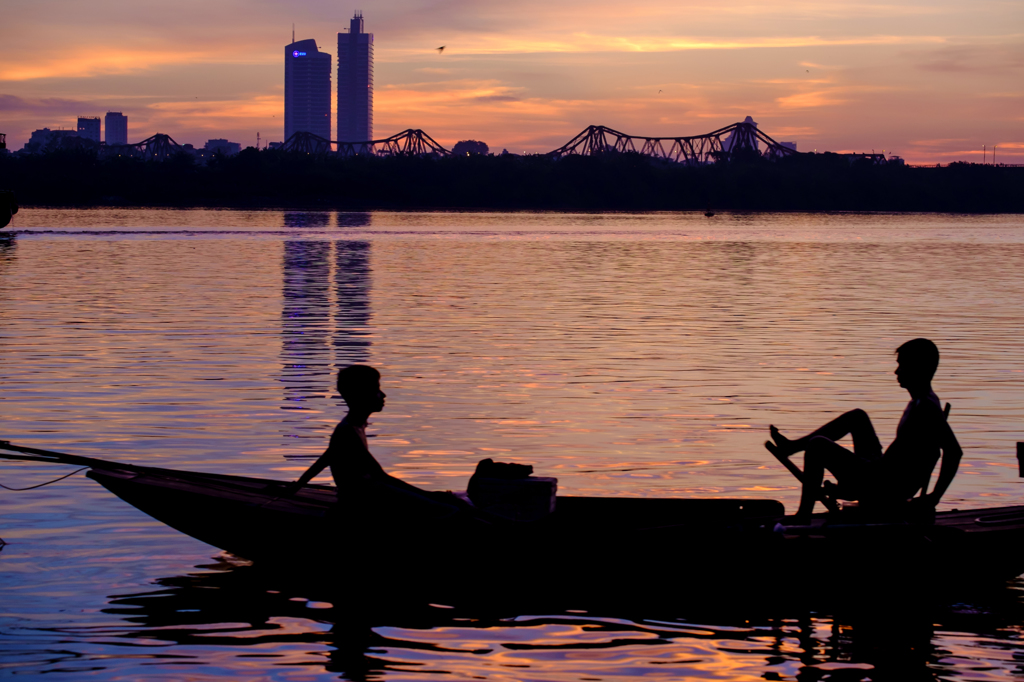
[2,209,1024,680]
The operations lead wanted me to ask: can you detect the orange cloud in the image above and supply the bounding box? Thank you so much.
[381,33,949,59]
[776,91,850,109]
[147,96,281,129]
[909,138,970,147]
[766,126,820,138]
[0,45,272,81]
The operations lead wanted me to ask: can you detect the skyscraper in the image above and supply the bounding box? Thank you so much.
[105,112,128,145]
[337,11,373,142]
[77,117,100,143]
[284,38,332,142]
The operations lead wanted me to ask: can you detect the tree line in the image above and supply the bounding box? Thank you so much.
[1,147,1020,212]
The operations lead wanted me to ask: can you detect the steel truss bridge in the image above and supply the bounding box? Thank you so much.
[47,132,188,160]
[40,121,803,164]
[99,134,183,160]
[282,129,450,157]
[547,120,796,164]
[281,120,798,164]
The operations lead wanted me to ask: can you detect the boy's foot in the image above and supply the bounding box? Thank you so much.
[768,425,799,457]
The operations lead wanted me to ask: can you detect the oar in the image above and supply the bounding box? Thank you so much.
[768,445,806,483]
[765,442,839,513]
[0,440,127,470]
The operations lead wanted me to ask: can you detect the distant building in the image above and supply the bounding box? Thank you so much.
[779,141,797,152]
[105,112,128,145]
[181,143,210,164]
[337,11,374,142]
[204,139,241,156]
[24,128,79,153]
[285,38,332,142]
[452,140,489,156]
[722,116,759,153]
[77,117,101,143]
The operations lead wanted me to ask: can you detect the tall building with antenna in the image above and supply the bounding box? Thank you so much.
[337,11,373,142]
[284,33,332,142]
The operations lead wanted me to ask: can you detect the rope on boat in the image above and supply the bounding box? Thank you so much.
[0,466,90,491]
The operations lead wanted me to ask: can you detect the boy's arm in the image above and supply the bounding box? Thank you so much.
[924,420,963,506]
[282,449,331,495]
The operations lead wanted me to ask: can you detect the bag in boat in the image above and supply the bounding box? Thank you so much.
[467,458,557,522]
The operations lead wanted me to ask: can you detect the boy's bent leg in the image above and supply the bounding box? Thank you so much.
[796,436,863,519]
[808,409,883,460]
[771,409,881,460]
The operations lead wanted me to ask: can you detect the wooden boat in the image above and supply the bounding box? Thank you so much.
[0,190,17,229]
[4,440,1024,594]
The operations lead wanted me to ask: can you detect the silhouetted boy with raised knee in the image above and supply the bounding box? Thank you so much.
[766,338,962,522]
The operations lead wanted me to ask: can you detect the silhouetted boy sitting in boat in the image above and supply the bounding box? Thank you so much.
[765,338,962,522]
[283,365,461,515]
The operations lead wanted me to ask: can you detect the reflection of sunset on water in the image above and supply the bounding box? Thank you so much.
[60,558,1024,682]
[3,209,1024,678]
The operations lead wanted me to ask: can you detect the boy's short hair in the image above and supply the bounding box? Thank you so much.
[337,364,381,400]
[896,338,940,380]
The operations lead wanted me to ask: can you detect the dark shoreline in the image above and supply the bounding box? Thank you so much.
[3,148,1022,213]
[12,205,1024,217]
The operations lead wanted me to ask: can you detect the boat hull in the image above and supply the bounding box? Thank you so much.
[86,465,1024,594]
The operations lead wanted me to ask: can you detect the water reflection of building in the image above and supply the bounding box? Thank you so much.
[0,233,16,280]
[283,211,372,229]
[281,238,372,438]
[336,212,372,229]
[284,211,331,229]
[0,234,16,362]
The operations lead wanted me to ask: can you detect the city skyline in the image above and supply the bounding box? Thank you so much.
[1,0,1021,162]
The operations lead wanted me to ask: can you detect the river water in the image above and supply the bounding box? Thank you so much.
[2,209,1024,680]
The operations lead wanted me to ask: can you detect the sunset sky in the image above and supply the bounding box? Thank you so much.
[2,0,1022,163]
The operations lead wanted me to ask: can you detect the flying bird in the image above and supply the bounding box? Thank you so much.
[658,89,662,93]
[436,46,446,54]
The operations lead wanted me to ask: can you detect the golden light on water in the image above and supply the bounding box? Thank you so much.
[4,210,1024,678]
